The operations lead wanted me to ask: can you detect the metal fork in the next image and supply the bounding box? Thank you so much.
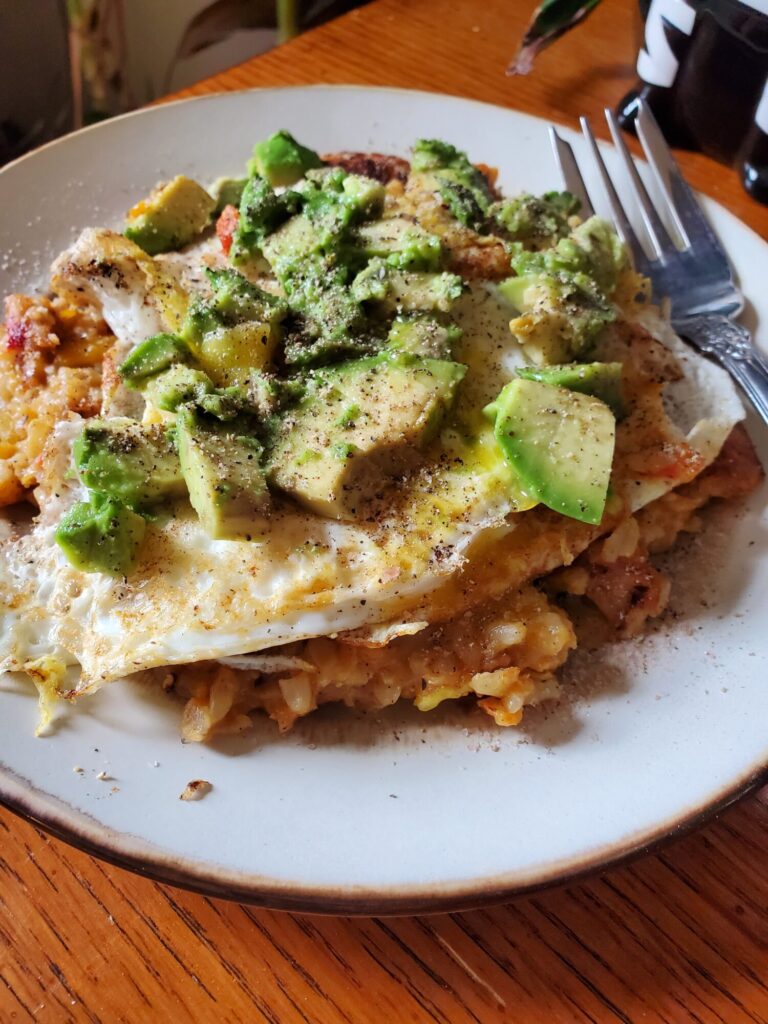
[549,100,768,424]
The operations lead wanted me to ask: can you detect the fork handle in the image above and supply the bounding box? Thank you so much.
[675,314,768,425]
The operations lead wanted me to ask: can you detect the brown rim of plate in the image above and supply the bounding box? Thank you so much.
[1,758,766,916]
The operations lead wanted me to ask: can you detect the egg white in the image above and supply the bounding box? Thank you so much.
[0,232,745,693]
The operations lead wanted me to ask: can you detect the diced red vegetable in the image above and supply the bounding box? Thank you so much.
[216,204,239,256]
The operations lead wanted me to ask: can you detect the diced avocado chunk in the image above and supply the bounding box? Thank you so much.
[211,177,247,214]
[516,362,625,417]
[340,174,386,217]
[486,377,615,525]
[255,172,392,365]
[198,322,277,386]
[490,191,579,249]
[435,177,490,232]
[352,218,442,270]
[498,218,627,363]
[387,314,461,360]
[195,386,252,422]
[261,171,384,278]
[181,269,286,377]
[280,254,368,365]
[55,495,146,576]
[269,354,466,519]
[509,216,628,296]
[144,365,213,411]
[73,418,185,511]
[176,407,270,539]
[197,372,304,423]
[249,130,323,188]
[411,139,494,230]
[411,139,469,174]
[230,175,301,264]
[298,168,384,237]
[352,259,463,314]
[556,217,628,295]
[148,366,290,423]
[262,214,320,275]
[182,268,287,346]
[124,175,215,256]
[498,271,615,364]
[119,333,192,385]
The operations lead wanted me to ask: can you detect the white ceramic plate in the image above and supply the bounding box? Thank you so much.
[1,86,766,914]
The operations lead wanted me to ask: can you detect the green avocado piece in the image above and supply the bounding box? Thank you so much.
[198,371,303,423]
[486,377,615,525]
[55,496,146,576]
[119,333,192,386]
[176,407,270,539]
[294,168,354,243]
[280,254,368,366]
[144,365,213,411]
[197,322,278,386]
[230,175,302,265]
[352,259,463,314]
[516,362,625,416]
[411,139,469,174]
[411,139,494,230]
[147,367,287,424]
[210,176,247,214]
[489,192,579,249]
[249,130,323,187]
[497,215,627,364]
[255,172,393,366]
[268,354,466,519]
[386,314,462,360]
[181,269,287,381]
[261,213,320,276]
[261,171,384,279]
[498,272,615,364]
[336,174,385,221]
[304,169,384,222]
[73,418,186,511]
[352,218,442,271]
[182,268,287,348]
[434,174,490,231]
[508,216,628,297]
[124,175,215,255]
[195,386,251,422]
[555,217,628,295]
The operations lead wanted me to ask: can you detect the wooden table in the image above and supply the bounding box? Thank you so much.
[3,0,767,1020]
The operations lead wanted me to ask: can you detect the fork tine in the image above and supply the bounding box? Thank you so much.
[548,126,598,218]
[548,127,594,218]
[603,107,677,261]
[634,99,695,250]
[578,116,651,273]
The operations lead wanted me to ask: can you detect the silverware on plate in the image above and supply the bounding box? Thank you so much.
[549,100,768,424]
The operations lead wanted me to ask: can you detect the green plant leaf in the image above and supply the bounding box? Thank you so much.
[508,0,604,75]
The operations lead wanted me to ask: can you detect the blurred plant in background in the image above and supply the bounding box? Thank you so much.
[1,0,366,165]
[67,0,130,124]
[508,0,604,75]
[67,0,365,123]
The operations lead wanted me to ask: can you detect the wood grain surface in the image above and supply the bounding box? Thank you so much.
[2,0,767,1020]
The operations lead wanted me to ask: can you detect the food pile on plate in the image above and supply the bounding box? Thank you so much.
[0,132,762,740]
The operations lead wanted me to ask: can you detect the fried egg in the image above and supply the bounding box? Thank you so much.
[0,229,745,697]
